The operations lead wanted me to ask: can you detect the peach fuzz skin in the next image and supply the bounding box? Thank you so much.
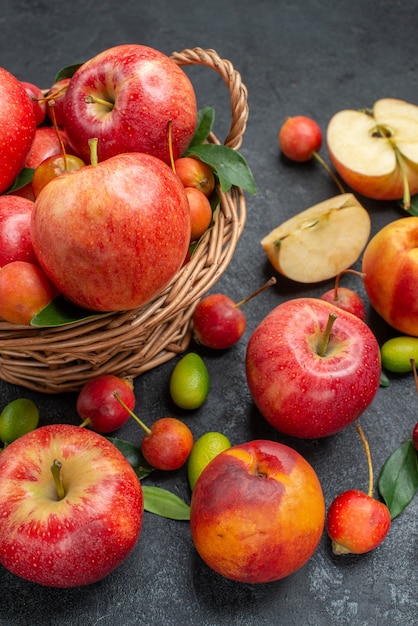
[362,217,418,337]
[190,440,325,584]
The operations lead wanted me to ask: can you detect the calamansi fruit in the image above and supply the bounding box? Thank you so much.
[188,431,231,490]
[169,352,210,410]
[380,336,418,373]
[0,398,40,445]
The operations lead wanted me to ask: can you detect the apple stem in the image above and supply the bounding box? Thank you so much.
[112,392,152,436]
[355,423,374,498]
[51,459,65,501]
[318,311,338,357]
[312,151,345,194]
[394,147,411,210]
[167,120,176,173]
[235,277,277,308]
[84,94,114,110]
[333,269,365,301]
[88,138,99,167]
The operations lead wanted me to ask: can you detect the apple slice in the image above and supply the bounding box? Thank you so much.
[327,98,418,206]
[261,193,370,283]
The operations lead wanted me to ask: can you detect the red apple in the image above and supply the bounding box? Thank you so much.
[278,115,322,162]
[31,151,191,312]
[77,374,135,433]
[0,66,36,194]
[413,423,418,451]
[0,195,37,266]
[0,423,143,587]
[362,217,418,337]
[326,489,391,555]
[190,439,325,583]
[45,77,70,127]
[62,44,197,165]
[24,126,74,170]
[246,297,381,439]
[21,80,47,126]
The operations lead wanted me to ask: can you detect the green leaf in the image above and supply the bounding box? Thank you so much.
[142,485,191,520]
[107,437,154,480]
[30,295,100,327]
[54,63,84,83]
[4,168,35,194]
[380,370,390,387]
[398,194,418,216]
[185,143,256,195]
[378,439,418,519]
[188,106,215,146]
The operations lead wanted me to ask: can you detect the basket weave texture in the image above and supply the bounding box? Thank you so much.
[0,48,248,394]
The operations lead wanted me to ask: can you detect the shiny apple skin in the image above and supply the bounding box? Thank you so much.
[0,67,36,194]
[362,217,418,337]
[190,439,325,583]
[0,195,37,265]
[0,424,143,588]
[63,44,197,165]
[31,152,191,312]
[246,297,381,439]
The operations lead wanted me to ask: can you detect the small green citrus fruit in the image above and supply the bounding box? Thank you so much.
[380,336,418,373]
[169,352,210,410]
[187,431,231,489]
[0,398,40,445]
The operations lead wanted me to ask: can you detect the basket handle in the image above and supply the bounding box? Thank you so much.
[170,47,248,151]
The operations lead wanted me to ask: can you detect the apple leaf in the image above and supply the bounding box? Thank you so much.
[142,485,191,520]
[378,439,418,519]
[53,62,83,83]
[380,370,390,387]
[188,106,215,146]
[107,437,154,480]
[4,167,34,194]
[185,143,256,195]
[31,295,100,327]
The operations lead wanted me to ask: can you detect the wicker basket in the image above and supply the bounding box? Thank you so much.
[0,48,248,394]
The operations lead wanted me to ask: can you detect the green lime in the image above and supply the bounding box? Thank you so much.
[169,352,210,410]
[187,431,231,490]
[0,398,40,445]
[380,336,418,373]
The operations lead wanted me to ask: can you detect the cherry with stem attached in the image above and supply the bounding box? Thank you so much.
[320,269,366,320]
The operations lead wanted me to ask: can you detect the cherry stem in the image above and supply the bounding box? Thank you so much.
[112,392,152,436]
[79,417,92,428]
[411,358,418,391]
[318,311,338,357]
[88,138,99,167]
[333,269,365,300]
[51,459,65,501]
[312,151,345,194]
[48,101,68,170]
[355,423,374,498]
[235,277,277,308]
[167,119,176,173]
[84,94,114,109]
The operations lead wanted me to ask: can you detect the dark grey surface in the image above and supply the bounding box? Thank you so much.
[1,1,417,624]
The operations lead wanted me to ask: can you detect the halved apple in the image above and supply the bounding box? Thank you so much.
[261,193,370,283]
[327,98,418,208]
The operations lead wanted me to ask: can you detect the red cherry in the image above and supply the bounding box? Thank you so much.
[141,417,194,471]
[320,270,366,320]
[279,115,322,162]
[77,375,135,433]
[412,422,418,451]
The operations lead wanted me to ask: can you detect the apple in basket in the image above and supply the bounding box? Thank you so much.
[62,43,197,165]
[30,150,191,312]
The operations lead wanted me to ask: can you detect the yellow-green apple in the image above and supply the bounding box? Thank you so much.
[30,151,191,312]
[327,98,418,208]
[190,439,325,583]
[0,195,37,266]
[0,423,143,587]
[246,297,381,439]
[62,44,197,165]
[0,66,36,194]
[362,216,418,336]
[261,193,371,283]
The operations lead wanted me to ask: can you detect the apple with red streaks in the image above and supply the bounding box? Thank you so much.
[0,195,37,266]
[0,67,36,193]
[63,44,197,165]
[0,423,143,587]
[246,297,381,438]
[190,439,325,583]
[31,151,191,312]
